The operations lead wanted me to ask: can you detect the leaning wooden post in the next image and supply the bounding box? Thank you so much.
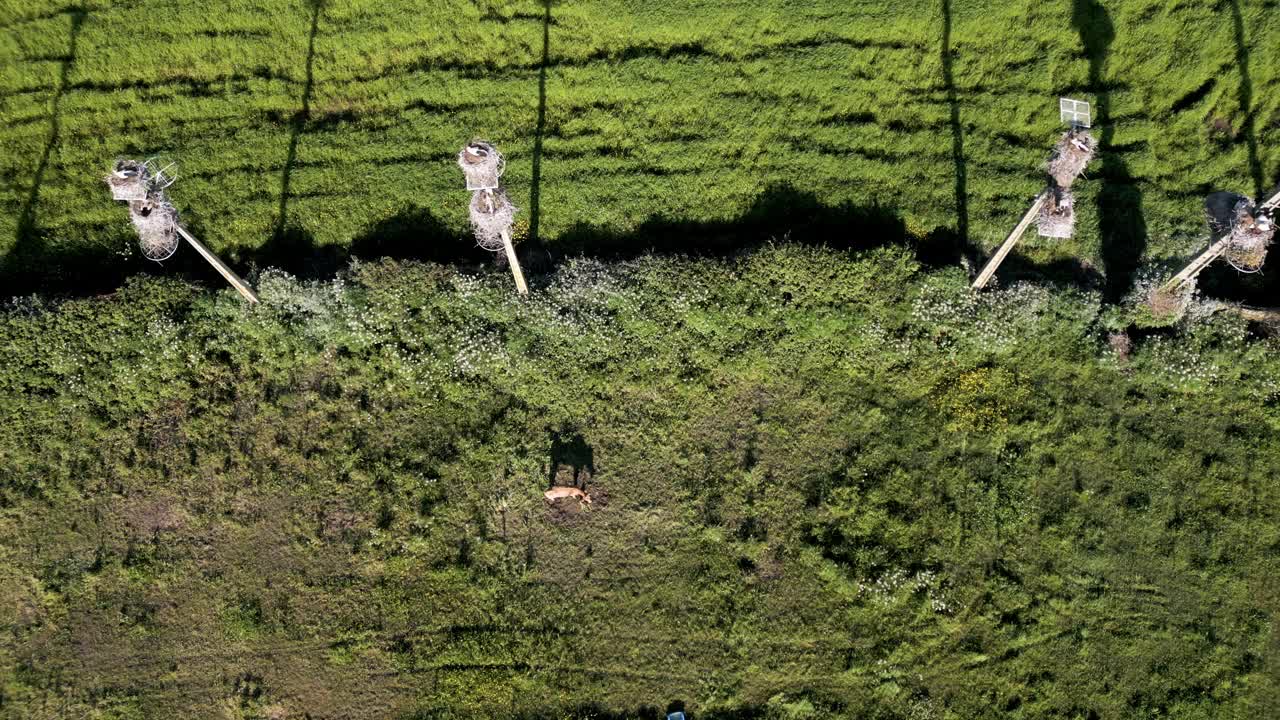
[1260,188,1280,214]
[1160,236,1229,294]
[458,141,528,296]
[175,226,260,304]
[499,225,528,295]
[972,191,1048,289]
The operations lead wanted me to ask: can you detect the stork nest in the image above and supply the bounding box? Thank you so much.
[1147,279,1195,323]
[457,140,505,191]
[1037,188,1076,239]
[1047,130,1096,189]
[1221,198,1274,273]
[468,189,518,252]
[106,159,151,202]
[128,199,180,262]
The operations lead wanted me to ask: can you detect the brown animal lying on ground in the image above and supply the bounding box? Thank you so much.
[544,486,592,506]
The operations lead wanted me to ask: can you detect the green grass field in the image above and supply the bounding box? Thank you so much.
[2,0,1278,296]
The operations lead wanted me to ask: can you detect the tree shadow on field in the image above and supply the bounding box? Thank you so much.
[941,0,969,245]
[1072,0,1147,302]
[994,252,1104,289]
[528,0,552,244]
[548,183,939,264]
[247,204,491,279]
[2,7,96,295]
[1228,0,1265,201]
[272,0,323,243]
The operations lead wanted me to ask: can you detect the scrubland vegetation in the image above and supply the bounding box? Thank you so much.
[4,0,1280,718]
[3,248,1280,718]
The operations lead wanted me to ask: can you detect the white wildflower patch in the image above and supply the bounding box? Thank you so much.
[911,278,1054,353]
[857,568,954,615]
[1136,335,1222,391]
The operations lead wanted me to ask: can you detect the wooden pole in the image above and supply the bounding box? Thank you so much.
[500,229,528,296]
[1234,306,1280,323]
[176,226,260,304]
[972,191,1048,290]
[1260,188,1280,214]
[1161,236,1229,294]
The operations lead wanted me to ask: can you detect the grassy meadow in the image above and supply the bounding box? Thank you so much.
[1,0,1278,297]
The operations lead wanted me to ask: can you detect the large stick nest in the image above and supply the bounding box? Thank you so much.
[457,140,505,191]
[468,189,518,252]
[1147,278,1195,323]
[128,198,180,262]
[1047,130,1096,189]
[1037,187,1076,239]
[1224,198,1275,273]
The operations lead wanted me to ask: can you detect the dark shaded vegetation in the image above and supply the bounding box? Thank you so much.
[551,184,908,261]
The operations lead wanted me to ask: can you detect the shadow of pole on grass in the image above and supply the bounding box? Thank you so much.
[1072,0,1146,302]
[941,0,969,244]
[11,8,87,253]
[273,0,323,242]
[1228,0,1264,200]
[529,0,552,245]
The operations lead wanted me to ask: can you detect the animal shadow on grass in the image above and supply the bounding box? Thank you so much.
[548,431,595,488]
[1072,0,1146,302]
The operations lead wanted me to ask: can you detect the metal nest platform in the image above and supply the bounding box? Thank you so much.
[128,198,181,262]
[1224,198,1275,274]
[106,157,182,262]
[468,188,517,252]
